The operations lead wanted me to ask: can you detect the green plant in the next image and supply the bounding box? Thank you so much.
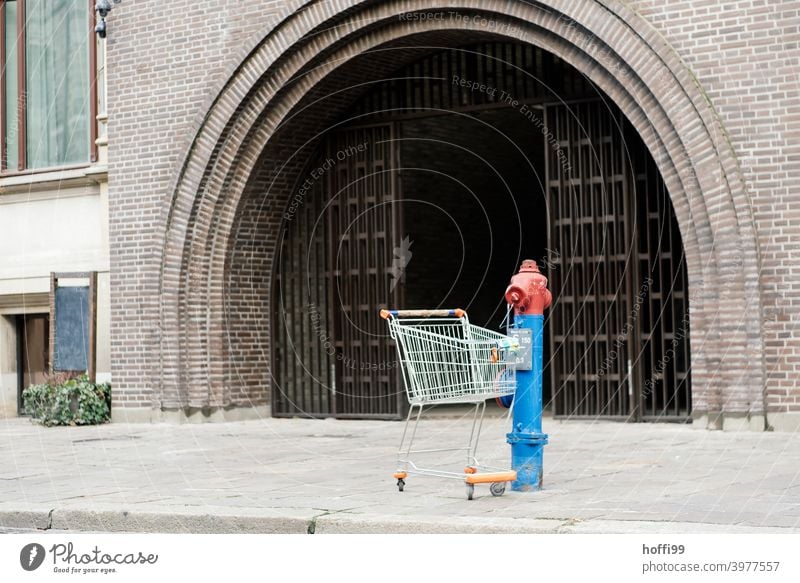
[23,375,111,427]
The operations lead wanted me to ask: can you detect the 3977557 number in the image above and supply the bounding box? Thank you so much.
[727,561,780,572]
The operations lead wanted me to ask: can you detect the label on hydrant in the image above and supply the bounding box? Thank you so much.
[508,328,533,370]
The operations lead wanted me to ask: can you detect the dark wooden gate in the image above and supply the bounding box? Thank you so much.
[272,44,691,422]
[273,124,404,419]
[546,100,691,420]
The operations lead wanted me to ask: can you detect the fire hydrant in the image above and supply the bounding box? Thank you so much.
[504,259,552,491]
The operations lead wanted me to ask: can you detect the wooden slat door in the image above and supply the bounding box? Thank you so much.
[545,101,692,420]
[546,101,637,419]
[326,125,404,419]
[273,124,403,419]
[273,167,334,417]
[629,125,692,421]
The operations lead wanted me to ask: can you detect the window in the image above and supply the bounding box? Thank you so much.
[1,0,96,173]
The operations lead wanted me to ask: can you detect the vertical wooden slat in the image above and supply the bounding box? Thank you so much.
[48,272,56,374]
[88,271,97,383]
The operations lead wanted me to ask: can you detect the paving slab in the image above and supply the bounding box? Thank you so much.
[0,416,798,534]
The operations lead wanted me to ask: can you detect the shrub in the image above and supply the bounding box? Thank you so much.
[23,375,111,427]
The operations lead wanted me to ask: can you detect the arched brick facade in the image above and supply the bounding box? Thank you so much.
[112,1,767,428]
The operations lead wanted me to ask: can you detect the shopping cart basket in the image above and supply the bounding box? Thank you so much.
[380,308,519,500]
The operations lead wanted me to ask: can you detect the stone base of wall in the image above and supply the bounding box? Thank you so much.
[692,411,768,432]
[723,413,767,432]
[766,413,800,433]
[111,404,270,424]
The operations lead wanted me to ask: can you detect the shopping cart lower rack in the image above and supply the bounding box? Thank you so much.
[380,308,520,500]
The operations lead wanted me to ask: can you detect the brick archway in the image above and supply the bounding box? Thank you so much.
[141,1,762,427]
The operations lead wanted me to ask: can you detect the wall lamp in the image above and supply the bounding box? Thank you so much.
[95,0,123,39]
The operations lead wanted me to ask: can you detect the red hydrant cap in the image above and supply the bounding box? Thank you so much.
[504,259,552,315]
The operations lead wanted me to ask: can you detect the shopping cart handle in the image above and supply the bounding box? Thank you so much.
[380,308,466,319]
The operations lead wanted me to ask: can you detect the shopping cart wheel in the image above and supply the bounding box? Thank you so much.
[466,483,475,500]
[490,482,506,497]
[397,478,405,492]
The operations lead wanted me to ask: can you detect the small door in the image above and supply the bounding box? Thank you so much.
[17,314,50,414]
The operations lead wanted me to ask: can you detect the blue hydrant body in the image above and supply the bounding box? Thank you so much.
[504,260,552,491]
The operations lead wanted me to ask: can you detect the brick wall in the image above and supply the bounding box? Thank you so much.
[631,0,800,424]
[106,0,797,429]
[107,1,286,411]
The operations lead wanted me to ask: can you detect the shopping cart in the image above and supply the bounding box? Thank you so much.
[380,308,519,500]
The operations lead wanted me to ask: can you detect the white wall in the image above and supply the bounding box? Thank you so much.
[0,182,107,284]
[0,172,111,409]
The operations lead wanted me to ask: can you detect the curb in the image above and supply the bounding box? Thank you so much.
[1,508,797,535]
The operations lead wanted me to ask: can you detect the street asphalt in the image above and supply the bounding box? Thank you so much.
[1,411,798,534]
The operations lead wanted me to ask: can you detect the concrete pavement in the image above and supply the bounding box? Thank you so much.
[1,411,798,533]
